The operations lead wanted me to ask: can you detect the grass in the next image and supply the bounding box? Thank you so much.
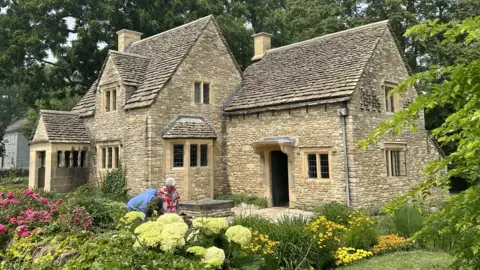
[339,251,453,270]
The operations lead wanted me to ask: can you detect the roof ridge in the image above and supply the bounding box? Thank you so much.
[268,20,389,53]
[109,50,149,59]
[131,15,213,46]
[40,110,80,116]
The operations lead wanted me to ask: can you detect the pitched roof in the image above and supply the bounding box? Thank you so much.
[38,110,90,143]
[123,16,213,109]
[161,115,216,139]
[72,80,97,117]
[6,118,28,133]
[110,51,150,85]
[225,20,390,113]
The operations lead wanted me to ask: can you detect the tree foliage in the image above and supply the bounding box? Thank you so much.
[361,16,480,268]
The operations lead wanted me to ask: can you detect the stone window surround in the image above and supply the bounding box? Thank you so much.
[57,150,87,168]
[189,143,208,168]
[382,142,408,177]
[192,80,214,105]
[299,147,333,184]
[101,84,118,113]
[383,81,400,113]
[165,139,214,172]
[96,142,121,172]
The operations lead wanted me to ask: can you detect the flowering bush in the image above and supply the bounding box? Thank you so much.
[121,211,146,223]
[0,189,62,243]
[344,211,378,250]
[58,207,93,231]
[242,230,278,256]
[334,247,373,266]
[372,234,409,254]
[203,246,225,268]
[306,216,346,249]
[157,213,185,225]
[225,225,252,245]
[133,214,188,252]
[192,217,229,236]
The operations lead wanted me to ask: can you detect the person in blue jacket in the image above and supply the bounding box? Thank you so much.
[126,188,162,218]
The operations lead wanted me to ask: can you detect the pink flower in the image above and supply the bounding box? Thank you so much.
[0,224,5,235]
[23,189,34,197]
[6,192,15,200]
[17,225,31,237]
[74,217,80,225]
[9,217,17,224]
[17,219,25,226]
[40,197,48,204]
[56,199,63,205]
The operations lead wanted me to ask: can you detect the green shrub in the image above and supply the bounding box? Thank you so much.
[214,194,268,208]
[99,167,128,201]
[374,214,398,235]
[234,215,335,269]
[61,186,127,233]
[392,205,425,238]
[344,211,378,250]
[312,202,351,225]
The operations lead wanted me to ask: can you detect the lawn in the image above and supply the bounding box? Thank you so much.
[340,250,453,270]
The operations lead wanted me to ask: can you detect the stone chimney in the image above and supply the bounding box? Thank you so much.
[252,32,273,61]
[116,29,143,52]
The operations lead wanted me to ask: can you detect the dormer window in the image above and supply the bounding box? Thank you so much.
[194,82,210,104]
[104,88,117,112]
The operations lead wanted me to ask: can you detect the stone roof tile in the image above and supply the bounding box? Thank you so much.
[71,80,97,117]
[225,20,389,112]
[40,110,90,143]
[161,115,216,139]
[6,118,28,133]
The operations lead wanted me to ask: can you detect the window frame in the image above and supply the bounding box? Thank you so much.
[97,144,121,171]
[384,143,407,177]
[193,81,212,105]
[383,82,400,113]
[301,147,332,183]
[102,86,118,113]
[173,144,185,168]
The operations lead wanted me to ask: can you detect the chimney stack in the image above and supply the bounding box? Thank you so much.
[116,29,143,52]
[252,32,273,61]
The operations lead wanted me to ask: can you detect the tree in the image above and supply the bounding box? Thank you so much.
[361,16,480,268]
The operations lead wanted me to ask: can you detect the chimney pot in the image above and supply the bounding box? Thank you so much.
[116,29,143,52]
[252,32,273,61]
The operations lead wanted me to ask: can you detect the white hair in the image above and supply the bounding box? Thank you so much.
[165,177,176,187]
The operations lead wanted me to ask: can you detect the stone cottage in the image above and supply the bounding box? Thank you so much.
[28,15,443,208]
[2,118,30,169]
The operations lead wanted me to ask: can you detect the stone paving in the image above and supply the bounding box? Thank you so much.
[232,204,314,222]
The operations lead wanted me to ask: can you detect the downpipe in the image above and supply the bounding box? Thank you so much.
[338,102,351,208]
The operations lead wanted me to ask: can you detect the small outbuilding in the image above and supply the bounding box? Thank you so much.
[29,110,90,192]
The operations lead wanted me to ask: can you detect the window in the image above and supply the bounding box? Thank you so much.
[102,148,106,169]
[173,144,184,167]
[384,84,399,112]
[194,82,211,104]
[104,88,117,112]
[100,146,119,169]
[385,146,407,177]
[203,83,210,104]
[190,144,198,167]
[194,83,201,104]
[108,147,113,168]
[1,155,4,168]
[200,144,208,166]
[115,147,119,168]
[306,153,330,180]
[73,151,79,167]
[81,151,86,167]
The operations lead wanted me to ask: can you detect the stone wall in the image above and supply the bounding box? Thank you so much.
[226,103,350,208]
[147,20,242,198]
[348,29,444,207]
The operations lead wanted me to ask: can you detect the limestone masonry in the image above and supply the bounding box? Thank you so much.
[28,15,443,209]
